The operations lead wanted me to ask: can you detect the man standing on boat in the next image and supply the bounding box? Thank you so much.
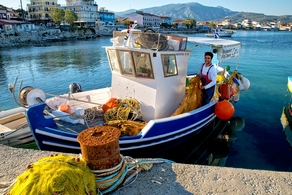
[198,52,217,105]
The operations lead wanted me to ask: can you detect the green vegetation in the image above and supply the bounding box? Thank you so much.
[208,22,217,29]
[183,18,196,29]
[122,20,131,26]
[64,10,78,27]
[50,8,78,26]
[50,8,65,25]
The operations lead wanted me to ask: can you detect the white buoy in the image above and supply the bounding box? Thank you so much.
[241,77,250,91]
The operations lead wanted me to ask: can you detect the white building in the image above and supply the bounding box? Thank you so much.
[63,0,99,27]
[127,11,161,29]
[27,0,59,24]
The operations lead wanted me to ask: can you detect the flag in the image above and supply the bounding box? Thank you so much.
[214,28,219,38]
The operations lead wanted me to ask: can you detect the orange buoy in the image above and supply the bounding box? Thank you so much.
[215,100,234,120]
[58,104,72,114]
[220,84,231,99]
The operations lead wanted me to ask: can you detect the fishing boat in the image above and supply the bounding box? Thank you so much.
[0,107,34,147]
[280,76,292,147]
[20,24,249,161]
[206,29,235,38]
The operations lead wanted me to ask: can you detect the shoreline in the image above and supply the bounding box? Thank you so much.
[0,28,101,48]
[1,28,288,49]
[1,145,292,194]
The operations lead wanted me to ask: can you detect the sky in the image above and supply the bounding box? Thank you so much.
[2,0,292,16]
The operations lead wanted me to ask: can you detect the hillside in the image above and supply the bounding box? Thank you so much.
[114,2,292,23]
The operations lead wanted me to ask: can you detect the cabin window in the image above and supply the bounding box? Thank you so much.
[132,52,153,78]
[118,51,134,75]
[161,54,178,77]
[107,49,120,73]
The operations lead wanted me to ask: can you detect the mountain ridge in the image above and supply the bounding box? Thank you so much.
[113,2,292,23]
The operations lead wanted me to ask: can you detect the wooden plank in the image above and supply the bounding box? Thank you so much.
[4,117,27,130]
[0,124,12,133]
[0,112,26,125]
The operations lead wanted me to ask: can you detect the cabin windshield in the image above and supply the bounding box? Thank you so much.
[107,49,154,78]
[107,49,120,72]
[118,50,133,75]
[133,52,153,78]
[161,54,178,77]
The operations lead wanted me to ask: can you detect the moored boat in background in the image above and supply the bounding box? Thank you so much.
[0,107,34,147]
[206,29,235,38]
[280,76,292,147]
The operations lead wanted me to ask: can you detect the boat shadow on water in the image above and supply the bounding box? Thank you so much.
[153,116,244,166]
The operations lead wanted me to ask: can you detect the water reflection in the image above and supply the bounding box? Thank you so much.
[0,38,112,110]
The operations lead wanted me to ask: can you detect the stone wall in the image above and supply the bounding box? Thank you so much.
[0,28,100,48]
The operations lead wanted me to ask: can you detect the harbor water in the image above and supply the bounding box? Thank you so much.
[0,30,292,171]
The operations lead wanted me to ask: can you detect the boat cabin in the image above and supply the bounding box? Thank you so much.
[104,30,190,121]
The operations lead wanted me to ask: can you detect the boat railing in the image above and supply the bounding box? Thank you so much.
[112,31,188,51]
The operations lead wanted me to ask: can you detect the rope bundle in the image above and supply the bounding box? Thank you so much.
[84,107,102,121]
[104,98,142,122]
[92,155,175,194]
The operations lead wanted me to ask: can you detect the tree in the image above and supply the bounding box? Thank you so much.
[160,22,171,28]
[122,20,131,27]
[16,8,26,21]
[183,18,196,29]
[50,8,64,25]
[208,22,217,29]
[172,23,178,28]
[64,10,78,27]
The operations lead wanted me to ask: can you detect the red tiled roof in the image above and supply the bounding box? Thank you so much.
[173,20,183,23]
[0,19,24,24]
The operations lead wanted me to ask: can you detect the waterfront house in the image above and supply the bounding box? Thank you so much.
[63,0,99,27]
[172,19,187,29]
[27,0,59,24]
[160,16,172,26]
[98,7,115,26]
[127,11,161,29]
[0,19,37,34]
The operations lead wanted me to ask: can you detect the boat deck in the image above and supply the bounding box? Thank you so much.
[53,108,106,134]
[0,112,27,132]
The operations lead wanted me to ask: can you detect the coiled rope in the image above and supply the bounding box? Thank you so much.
[93,155,175,194]
[104,98,142,122]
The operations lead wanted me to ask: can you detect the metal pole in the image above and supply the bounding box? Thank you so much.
[20,0,24,21]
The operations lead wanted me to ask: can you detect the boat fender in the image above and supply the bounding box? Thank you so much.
[241,77,250,91]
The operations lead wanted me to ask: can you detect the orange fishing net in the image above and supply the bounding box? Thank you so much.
[172,76,202,116]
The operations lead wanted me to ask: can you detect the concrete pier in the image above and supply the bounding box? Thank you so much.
[1,145,291,194]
